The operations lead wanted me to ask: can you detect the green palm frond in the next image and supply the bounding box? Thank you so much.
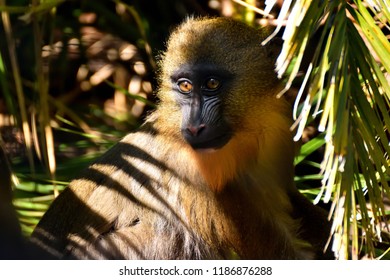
[265,0,390,259]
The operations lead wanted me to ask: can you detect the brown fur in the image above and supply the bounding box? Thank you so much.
[30,17,330,259]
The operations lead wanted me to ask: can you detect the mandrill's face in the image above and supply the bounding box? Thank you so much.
[158,18,279,152]
[171,62,234,151]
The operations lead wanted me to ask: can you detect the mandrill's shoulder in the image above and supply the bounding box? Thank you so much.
[67,118,199,199]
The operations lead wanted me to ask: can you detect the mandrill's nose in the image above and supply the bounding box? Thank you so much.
[186,123,205,136]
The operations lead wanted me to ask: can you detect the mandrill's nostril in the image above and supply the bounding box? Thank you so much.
[186,124,206,136]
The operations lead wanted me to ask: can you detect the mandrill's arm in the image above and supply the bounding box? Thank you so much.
[31,124,195,259]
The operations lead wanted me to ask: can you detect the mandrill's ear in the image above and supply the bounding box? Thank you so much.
[263,36,283,64]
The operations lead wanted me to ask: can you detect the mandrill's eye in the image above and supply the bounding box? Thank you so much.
[177,79,193,94]
[204,78,221,91]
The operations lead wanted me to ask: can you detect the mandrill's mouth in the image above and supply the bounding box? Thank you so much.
[181,127,232,151]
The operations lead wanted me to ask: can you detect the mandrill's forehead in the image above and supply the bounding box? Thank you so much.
[162,18,269,74]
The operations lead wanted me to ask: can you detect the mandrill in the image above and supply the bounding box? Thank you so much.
[30,17,331,259]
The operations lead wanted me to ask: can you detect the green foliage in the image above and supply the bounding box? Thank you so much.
[269,0,390,259]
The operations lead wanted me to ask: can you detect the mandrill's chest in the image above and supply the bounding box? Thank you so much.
[82,133,301,259]
[166,174,298,260]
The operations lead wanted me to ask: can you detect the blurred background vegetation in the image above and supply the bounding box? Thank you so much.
[0,0,389,259]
